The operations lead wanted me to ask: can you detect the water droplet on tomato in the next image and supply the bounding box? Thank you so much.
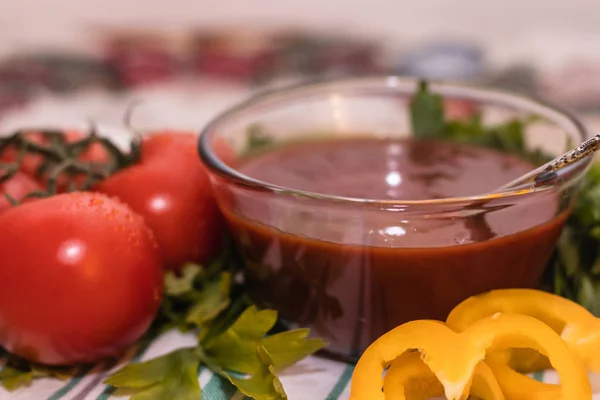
[88,197,104,207]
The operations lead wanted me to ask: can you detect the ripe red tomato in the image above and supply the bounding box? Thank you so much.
[96,132,224,271]
[0,130,109,190]
[0,192,163,365]
[0,172,43,213]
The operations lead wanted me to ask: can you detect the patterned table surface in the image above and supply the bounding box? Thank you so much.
[2,328,600,400]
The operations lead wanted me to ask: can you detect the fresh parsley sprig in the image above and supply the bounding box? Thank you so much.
[105,306,325,400]
[549,163,600,314]
[410,80,600,314]
[410,81,537,161]
[103,244,326,400]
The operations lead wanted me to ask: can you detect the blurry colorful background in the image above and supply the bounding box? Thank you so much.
[1,0,600,132]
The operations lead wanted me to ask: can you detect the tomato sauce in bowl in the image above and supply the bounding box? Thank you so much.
[220,137,567,358]
[199,77,589,359]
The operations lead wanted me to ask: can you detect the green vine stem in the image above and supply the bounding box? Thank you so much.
[0,122,142,200]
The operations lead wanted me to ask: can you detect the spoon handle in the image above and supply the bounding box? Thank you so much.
[494,133,600,193]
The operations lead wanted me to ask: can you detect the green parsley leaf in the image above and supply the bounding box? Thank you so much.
[104,348,201,400]
[578,274,600,314]
[186,272,232,326]
[572,163,600,229]
[0,355,76,391]
[201,306,326,375]
[492,119,526,154]
[155,296,189,333]
[0,367,34,391]
[556,226,581,278]
[445,114,489,146]
[165,264,202,296]
[158,260,233,333]
[226,346,287,400]
[262,329,327,371]
[549,162,600,313]
[201,306,278,374]
[409,80,445,139]
[445,114,532,158]
[247,124,274,152]
[198,293,252,346]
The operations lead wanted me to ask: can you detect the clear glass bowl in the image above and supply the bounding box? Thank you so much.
[198,76,591,360]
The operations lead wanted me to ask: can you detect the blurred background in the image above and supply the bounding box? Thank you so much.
[1,0,600,133]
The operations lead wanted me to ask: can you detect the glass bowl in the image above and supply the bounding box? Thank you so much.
[198,76,591,360]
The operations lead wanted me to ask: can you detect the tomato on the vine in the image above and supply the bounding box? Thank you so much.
[0,130,109,190]
[0,172,42,213]
[0,192,163,365]
[96,132,224,271]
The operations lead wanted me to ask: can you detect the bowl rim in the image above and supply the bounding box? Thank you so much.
[198,75,591,207]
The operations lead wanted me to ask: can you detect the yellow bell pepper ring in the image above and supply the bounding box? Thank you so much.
[349,313,591,400]
[485,355,560,400]
[383,351,505,400]
[384,352,445,399]
[446,288,600,372]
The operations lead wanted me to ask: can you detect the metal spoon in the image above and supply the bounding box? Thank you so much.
[494,133,600,193]
[449,133,600,237]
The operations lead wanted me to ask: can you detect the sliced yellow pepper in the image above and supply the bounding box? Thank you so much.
[349,313,591,400]
[384,352,444,400]
[446,289,600,372]
[485,354,560,400]
[383,351,505,400]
